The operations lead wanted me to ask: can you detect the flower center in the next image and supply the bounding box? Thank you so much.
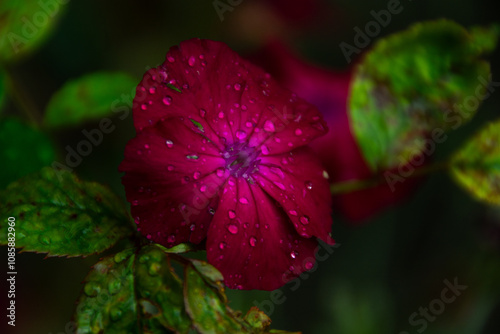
[223,143,261,179]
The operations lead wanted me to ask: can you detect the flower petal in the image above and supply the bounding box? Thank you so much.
[119,118,226,246]
[133,38,327,155]
[206,177,318,290]
[253,147,333,242]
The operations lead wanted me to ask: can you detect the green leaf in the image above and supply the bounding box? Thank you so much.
[160,242,198,254]
[73,245,300,334]
[0,0,66,62]
[184,263,253,334]
[44,71,137,129]
[244,307,272,331]
[135,245,192,333]
[349,20,499,172]
[450,119,500,205]
[0,118,55,188]
[75,248,138,334]
[0,167,133,256]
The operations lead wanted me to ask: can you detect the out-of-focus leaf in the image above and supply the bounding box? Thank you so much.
[450,119,500,205]
[244,307,272,331]
[0,118,55,187]
[135,245,192,333]
[0,167,133,256]
[349,20,499,172]
[44,72,137,128]
[75,248,137,334]
[160,242,198,254]
[0,0,66,62]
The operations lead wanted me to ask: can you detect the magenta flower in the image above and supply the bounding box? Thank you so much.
[119,39,334,290]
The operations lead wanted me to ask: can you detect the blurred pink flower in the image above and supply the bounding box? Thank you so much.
[255,41,420,222]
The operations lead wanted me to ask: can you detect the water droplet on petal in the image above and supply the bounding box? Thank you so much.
[219,242,226,250]
[190,224,196,231]
[249,236,257,247]
[186,154,199,160]
[218,111,225,119]
[305,261,314,270]
[166,140,174,148]
[234,83,241,91]
[167,165,174,171]
[289,210,298,216]
[199,108,206,117]
[305,181,313,190]
[193,171,201,180]
[227,224,238,234]
[216,168,225,177]
[167,55,175,63]
[261,145,270,155]
[290,251,298,259]
[239,197,249,204]
[295,128,303,136]
[162,96,172,105]
[300,216,310,225]
[188,56,196,67]
[208,207,216,215]
[270,167,285,179]
[236,130,247,140]
[264,120,276,132]
[141,104,148,110]
[323,170,329,179]
[273,181,285,190]
[132,200,139,206]
[228,210,236,219]
[149,87,156,94]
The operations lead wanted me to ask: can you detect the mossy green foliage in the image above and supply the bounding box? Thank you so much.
[349,20,499,171]
[75,245,296,334]
[76,248,138,334]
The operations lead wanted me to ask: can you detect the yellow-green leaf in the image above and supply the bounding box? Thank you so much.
[44,71,137,129]
[0,0,66,62]
[450,119,500,205]
[349,20,499,172]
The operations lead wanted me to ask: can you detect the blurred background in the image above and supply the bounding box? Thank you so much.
[1,0,500,333]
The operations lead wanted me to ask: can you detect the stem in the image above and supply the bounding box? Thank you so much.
[4,66,43,128]
[330,160,450,195]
